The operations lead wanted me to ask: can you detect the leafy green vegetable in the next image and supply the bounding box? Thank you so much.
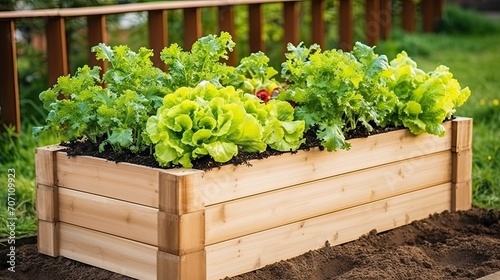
[280,42,369,151]
[146,81,304,168]
[161,33,282,103]
[351,42,398,129]
[224,52,280,96]
[387,51,471,136]
[34,44,168,152]
[279,41,470,151]
[248,99,305,152]
[35,65,105,142]
[160,32,235,90]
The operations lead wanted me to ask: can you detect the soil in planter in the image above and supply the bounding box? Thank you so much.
[0,207,499,280]
[60,124,404,171]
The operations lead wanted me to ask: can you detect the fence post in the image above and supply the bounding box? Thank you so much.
[284,1,300,51]
[218,5,237,66]
[379,0,391,40]
[311,0,325,47]
[421,0,434,32]
[422,0,444,33]
[365,0,380,46]
[148,10,168,70]
[46,17,69,86]
[0,20,20,133]
[184,7,202,50]
[435,0,444,22]
[339,0,354,51]
[87,15,108,73]
[248,3,264,53]
[402,0,416,33]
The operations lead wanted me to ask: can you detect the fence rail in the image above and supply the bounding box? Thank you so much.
[0,0,444,133]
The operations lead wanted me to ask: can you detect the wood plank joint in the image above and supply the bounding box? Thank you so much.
[158,210,205,255]
[159,170,205,214]
[157,250,206,280]
[452,117,473,152]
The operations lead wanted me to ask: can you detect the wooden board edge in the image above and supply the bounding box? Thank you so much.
[452,117,473,152]
[159,169,205,214]
[35,145,64,186]
[452,180,472,212]
[55,152,161,208]
[59,222,157,280]
[36,184,58,222]
[158,210,205,255]
[58,187,158,246]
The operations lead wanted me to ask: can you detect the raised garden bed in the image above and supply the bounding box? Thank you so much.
[35,117,472,280]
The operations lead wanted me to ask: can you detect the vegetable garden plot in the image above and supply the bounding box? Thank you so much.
[35,117,472,280]
[32,32,473,279]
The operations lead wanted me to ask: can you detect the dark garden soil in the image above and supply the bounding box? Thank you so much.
[0,207,499,280]
[59,124,404,171]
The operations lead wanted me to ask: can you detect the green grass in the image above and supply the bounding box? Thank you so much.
[1,125,58,238]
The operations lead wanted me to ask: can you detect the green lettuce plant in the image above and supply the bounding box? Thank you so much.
[145,81,304,168]
[279,41,470,151]
[34,44,167,152]
[34,32,470,169]
[160,32,236,90]
[387,51,471,136]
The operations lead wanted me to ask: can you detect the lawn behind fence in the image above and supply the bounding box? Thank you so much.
[1,5,499,238]
[412,35,500,209]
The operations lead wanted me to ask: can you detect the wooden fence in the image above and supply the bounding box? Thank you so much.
[0,0,444,133]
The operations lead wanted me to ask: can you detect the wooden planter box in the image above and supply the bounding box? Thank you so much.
[35,117,473,280]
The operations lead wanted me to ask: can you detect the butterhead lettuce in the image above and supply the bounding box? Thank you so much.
[146,81,304,168]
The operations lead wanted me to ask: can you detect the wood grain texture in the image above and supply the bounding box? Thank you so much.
[59,223,157,280]
[205,151,452,244]
[36,184,59,222]
[201,122,453,206]
[158,210,205,255]
[56,153,160,207]
[452,180,472,212]
[206,183,452,279]
[157,250,206,280]
[452,117,473,152]
[35,145,65,186]
[159,169,205,214]
[34,117,471,279]
[58,187,158,245]
[37,220,59,257]
[451,117,473,211]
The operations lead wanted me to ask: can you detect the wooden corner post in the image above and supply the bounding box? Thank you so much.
[35,145,65,256]
[451,117,473,211]
[158,169,206,280]
[0,20,21,133]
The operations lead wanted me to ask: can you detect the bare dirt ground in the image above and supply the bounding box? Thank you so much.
[0,207,499,280]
